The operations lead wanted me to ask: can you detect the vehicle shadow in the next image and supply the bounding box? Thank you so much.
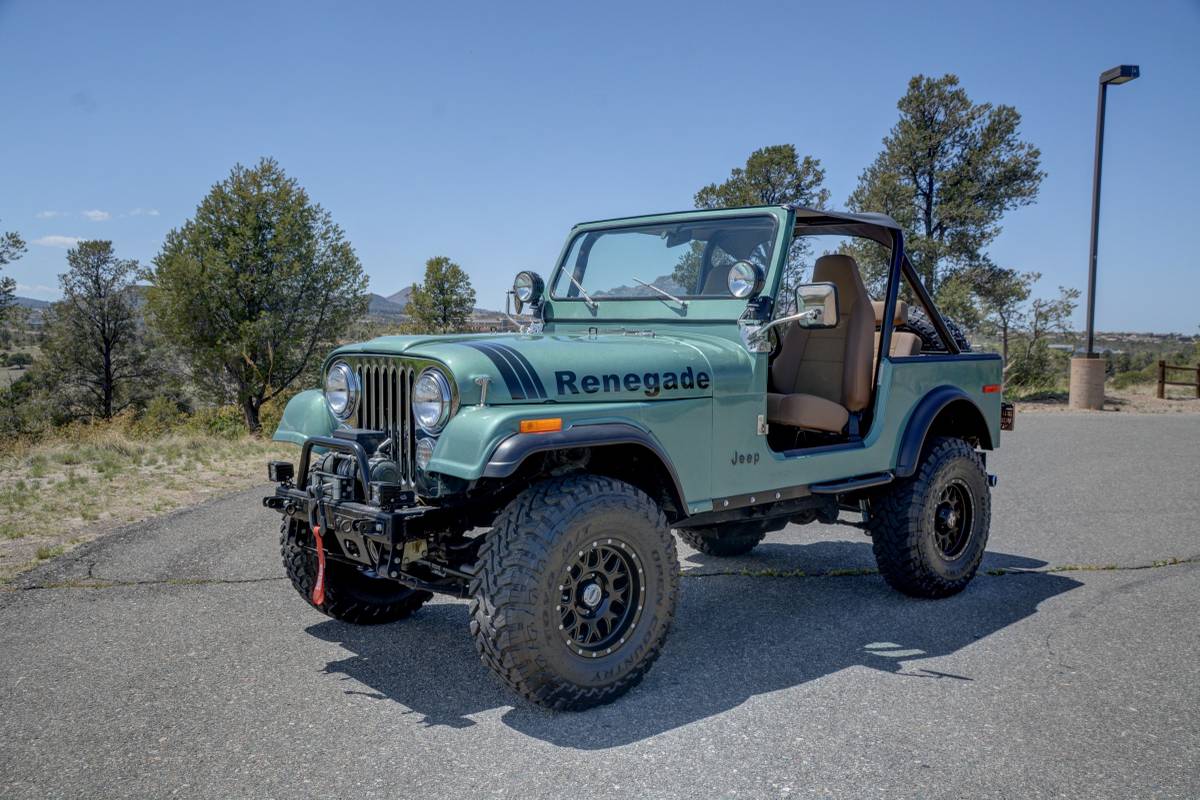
[306,540,1079,749]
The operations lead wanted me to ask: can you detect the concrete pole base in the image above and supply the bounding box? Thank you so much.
[1069,356,1107,410]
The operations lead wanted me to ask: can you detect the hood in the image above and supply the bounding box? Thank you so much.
[332,331,753,405]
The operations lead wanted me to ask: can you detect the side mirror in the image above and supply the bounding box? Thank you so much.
[743,282,840,351]
[793,282,840,329]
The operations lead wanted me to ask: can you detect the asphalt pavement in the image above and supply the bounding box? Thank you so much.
[2,412,1198,799]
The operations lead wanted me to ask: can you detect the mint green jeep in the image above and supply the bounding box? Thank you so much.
[264,205,1014,710]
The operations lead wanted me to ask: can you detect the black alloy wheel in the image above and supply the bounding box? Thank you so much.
[559,540,643,657]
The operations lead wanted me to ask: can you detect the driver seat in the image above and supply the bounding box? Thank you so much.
[767,254,875,434]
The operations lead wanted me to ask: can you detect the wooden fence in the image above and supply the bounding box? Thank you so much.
[1156,361,1200,399]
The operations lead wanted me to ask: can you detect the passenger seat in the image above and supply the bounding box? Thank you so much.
[871,300,922,368]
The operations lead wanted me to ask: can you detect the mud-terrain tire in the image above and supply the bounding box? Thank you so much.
[677,522,766,557]
[281,519,431,624]
[469,475,679,711]
[904,306,973,353]
[868,437,990,598]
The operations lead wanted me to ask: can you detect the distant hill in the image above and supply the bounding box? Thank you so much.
[386,286,414,309]
[367,293,407,316]
[14,296,51,310]
[373,286,503,319]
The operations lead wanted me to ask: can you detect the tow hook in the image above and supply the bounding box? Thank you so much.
[987,474,998,488]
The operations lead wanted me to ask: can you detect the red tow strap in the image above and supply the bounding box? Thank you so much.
[311,524,327,606]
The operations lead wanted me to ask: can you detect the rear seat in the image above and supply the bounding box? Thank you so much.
[871,300,921,366]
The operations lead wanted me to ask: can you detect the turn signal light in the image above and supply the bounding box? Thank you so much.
[519,418,563,434]
[982,384,1002,394]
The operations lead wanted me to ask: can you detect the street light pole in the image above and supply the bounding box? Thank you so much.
[1083,64,1139,357]
[1070,64,1139,409]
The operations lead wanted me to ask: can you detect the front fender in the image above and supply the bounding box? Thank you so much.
[272,389,336,445]
[426,402,649,480]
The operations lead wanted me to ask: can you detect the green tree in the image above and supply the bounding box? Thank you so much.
[1006,286,1080,388]
[693,144,830,295]
[39,241,155,419]
[0,221,26,319]
[847,75,1044,295]
[146,158,367,432]
[406,256,476,334]
[972,265,1037,365]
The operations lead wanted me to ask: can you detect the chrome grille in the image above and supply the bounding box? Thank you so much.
[349,357,417,486]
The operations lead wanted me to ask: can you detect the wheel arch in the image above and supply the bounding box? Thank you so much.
[895,386,993,479]
[481,423,688,522]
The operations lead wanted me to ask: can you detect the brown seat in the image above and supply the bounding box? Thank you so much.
[767,254,875,433]
[870,300,922,364]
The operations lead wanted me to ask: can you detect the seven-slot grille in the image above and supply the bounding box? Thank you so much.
[348,357,418,486]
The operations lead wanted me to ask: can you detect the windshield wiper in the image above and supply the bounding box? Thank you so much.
[633,277,688,309]
[568,273,597,310]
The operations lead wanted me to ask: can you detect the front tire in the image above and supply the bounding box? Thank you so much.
[281,519,431,624]
[868,437,990,598]
[469,475,679,710]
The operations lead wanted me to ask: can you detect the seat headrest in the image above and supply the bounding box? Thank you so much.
[812,254,869,314]
[871,299,910,327]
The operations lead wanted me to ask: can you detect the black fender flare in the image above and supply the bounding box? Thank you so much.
[895,386,993,479]
[482,422,686,510]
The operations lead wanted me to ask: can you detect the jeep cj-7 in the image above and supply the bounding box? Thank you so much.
[263,205,1015,710]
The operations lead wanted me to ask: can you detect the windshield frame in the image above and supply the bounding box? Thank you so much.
[547,210,785,308]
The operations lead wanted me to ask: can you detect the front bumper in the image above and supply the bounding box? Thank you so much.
[264,484,426,570]
[263,434,426,575]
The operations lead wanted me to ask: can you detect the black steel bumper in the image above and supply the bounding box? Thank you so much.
[263,484,425,569]
[262,434,425,574]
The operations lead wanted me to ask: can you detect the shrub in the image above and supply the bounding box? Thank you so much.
[187,404,247,439]
[135,395,184,437]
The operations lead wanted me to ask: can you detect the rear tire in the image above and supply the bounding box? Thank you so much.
[469,475,679,710]
[868,437,990,598]
[677,522,766,557]
[281,519,431,625]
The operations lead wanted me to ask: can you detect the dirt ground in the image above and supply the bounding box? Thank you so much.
[1016,383,1200,414]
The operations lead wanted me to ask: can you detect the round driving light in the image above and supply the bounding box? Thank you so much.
[413,369,452,434]
[727,261,763,299]
[415,438,435,471]
[324,361,358,420]
[513,270,544,304]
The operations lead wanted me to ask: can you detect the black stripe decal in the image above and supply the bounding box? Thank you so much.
[462,343,527,400]
[474,342,542,400]
[490,343,548,399]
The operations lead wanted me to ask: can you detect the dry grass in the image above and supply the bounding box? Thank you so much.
[0,425,290,584]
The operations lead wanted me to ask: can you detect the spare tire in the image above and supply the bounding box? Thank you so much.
[903,306,972,353]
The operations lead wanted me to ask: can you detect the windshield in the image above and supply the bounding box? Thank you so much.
[550,216,778,301]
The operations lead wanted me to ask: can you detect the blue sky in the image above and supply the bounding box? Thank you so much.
[1,0,1197,332]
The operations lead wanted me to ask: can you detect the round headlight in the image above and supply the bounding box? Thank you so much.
[513,270,544,304]
[415,438,435,471]
[324,361,358,420]
[413,369,452,434]
[727,261,764,299]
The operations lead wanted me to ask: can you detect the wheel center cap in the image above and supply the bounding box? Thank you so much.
[581,583,603,609]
